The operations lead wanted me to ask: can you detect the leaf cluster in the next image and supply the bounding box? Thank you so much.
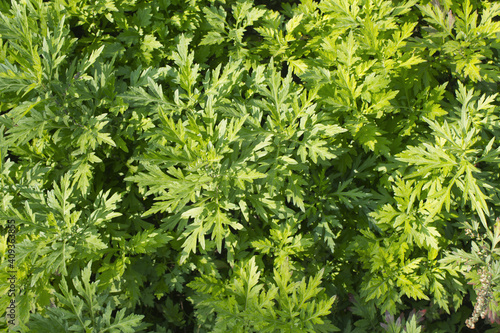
[0,0,500,332]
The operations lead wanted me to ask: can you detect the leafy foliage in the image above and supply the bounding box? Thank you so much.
[0,0,499,332]
[27,261,146,332]
[442,218,500,330]
[188,257,338,332]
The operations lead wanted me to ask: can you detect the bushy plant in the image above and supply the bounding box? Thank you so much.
[0,0,499,332]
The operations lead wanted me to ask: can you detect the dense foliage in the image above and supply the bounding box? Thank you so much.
[0,0,500,331]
